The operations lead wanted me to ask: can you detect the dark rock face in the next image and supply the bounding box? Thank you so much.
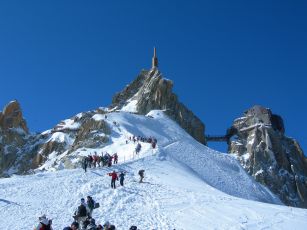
[0,101,30,176]
[111,68,206,144]
[0,100,28,133]
[29,110,110,171]
[228,105,307,208]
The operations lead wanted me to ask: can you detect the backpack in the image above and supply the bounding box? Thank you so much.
[94,202,100,209]
[138,170,144,176]
[130,226,137,230]
[77,204,87,217]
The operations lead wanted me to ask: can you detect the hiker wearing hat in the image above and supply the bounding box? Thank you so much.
[35,214,53,230]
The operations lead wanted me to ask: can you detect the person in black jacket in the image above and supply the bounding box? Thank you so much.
[119,171,125,186]
[74,198,89,227]
[82,157,88,173]
[86,196,95,218]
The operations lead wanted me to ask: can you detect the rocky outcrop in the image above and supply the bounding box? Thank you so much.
[31,110,111,171]
[0,100,28,133]
[228,105,307,208]
[111,68,206,144]
[0,101,111,176]
[0,100,30,176]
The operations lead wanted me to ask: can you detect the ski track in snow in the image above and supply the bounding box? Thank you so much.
[1,111,307,229]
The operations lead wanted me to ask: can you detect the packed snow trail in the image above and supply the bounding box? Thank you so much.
[1,155,307,230]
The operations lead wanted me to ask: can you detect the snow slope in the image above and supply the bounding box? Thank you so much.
[1,110,307,229]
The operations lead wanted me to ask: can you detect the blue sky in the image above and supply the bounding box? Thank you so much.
[0,1,306,153]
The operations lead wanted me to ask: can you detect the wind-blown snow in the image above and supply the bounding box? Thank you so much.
[121,99,138,113]
[57,118,81,130]
[47,132,74,145]
[1,110,307,230]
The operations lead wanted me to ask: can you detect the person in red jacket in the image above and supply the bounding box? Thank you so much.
[108,171,118,189]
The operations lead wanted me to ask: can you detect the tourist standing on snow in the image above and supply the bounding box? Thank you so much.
[108,155,113,167]
[82,157,88,173]
[97,155,101,167]
[86,196,95,218]
[88,155,93,168]
[113,153,118,164]
[108,171,118,189]
[119,171,126,186]
[135,143,141,154]
[138,169,145,183]
[74,198,89,227]
[93,154,97,168]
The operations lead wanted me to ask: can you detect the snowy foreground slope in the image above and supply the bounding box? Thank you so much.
[1,111,307,229]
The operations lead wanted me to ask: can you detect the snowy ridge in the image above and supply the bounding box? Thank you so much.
[1,110,307,229]
[164,140,279,203]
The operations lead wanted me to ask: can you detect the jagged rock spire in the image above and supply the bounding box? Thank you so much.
[152,47,158,69]
[110,67,206,144]
[228,105,307,208]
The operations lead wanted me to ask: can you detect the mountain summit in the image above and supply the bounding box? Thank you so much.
[110,48,206,144]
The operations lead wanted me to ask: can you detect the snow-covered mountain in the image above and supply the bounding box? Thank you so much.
[1,60,307,229]
[0,67,206,177]
[2,110,307,230]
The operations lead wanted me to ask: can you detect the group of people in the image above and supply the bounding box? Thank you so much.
[108,171,126,189]
[64,219,116,230]
[81,135,158,173]
[68,196,116,230]
[129,135,157,149]
[130,135,157,145]
[34,195,140,230]
[82,153,118,172]
[129,135,157,155]
[107,169,145,189]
